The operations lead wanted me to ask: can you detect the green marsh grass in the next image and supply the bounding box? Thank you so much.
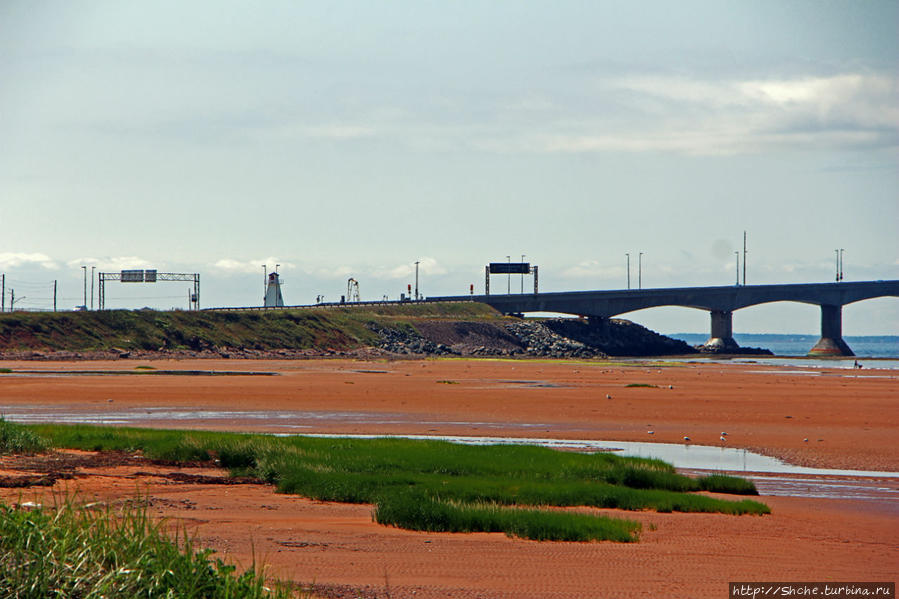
[0,418,48,454]
[0,498,298,598]
[375,492,641,542]
[29,424,769,542]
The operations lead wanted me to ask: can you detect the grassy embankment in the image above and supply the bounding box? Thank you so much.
[10,421,768,544]
[0,302,501,352]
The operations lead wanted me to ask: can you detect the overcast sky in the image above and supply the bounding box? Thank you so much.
[1,1,897,335]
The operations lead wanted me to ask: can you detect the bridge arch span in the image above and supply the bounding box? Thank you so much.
[431,279,899,356]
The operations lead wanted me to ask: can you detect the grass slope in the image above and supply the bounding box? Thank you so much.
[0,302,500,352]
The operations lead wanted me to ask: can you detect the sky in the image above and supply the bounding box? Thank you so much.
[1,1,897,335]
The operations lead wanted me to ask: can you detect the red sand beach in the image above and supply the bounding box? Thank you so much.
[1,357,896,597]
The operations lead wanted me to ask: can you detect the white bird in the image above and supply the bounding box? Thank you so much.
[647,430,654,435]
[721,431,727,436]
[720,435,727,442]
[683,436,691,442]
[803,438,809,442]
[605,393,612,399]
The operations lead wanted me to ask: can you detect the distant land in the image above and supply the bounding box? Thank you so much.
[671,333,899,358]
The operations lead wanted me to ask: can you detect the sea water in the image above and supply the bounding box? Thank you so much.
[670,333,899,359]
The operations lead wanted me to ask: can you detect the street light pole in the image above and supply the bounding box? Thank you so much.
[81,266,86,308]
[735,251,740,286]
[743,230,747,286]
[638,252,643,289]
[414,260,420,300]
[839,249,844,281]
[262,265,266,302]
[625,253,630,289]
[506,256,511,294]
[520,254,525,293]
[834,250,839,282]
[90,266,95,310]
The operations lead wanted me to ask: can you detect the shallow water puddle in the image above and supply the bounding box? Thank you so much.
[0,406,554,431]
[0,370,277,377]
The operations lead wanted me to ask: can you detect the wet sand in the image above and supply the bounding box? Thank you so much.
[1,357,897,597]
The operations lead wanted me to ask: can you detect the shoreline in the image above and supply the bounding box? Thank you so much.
[1,357,896,471]
[1,356,896,598]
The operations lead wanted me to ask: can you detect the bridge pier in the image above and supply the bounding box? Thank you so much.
[809,304,854,356]
[702,310,741,352]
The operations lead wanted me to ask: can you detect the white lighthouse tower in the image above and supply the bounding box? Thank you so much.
[264,272,285,307]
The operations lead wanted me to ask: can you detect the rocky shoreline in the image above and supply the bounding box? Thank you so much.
[0,317,774,361]
[369,317,699,358]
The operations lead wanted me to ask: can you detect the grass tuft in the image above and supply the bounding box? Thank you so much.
[0,418,48,454]
[374,491,641,542]
[697,474,759,495]
[0,497,298,598]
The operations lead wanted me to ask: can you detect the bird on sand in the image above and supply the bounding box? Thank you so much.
[683,436,691,442]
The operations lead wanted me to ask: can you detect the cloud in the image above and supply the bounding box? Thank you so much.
[491,72,899,156]
[66,256,154,271]
[376,257,447,280]
[0,252,58,270]
[309,265,355,279]
[303,125,377,140]
[212,257,294,274]
[561,260,622,279]
[248,122,378,143]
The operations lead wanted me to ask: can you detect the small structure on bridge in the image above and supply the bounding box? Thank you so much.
[346,278,360,302]
[264,272,284,308]
[485,262,538,295]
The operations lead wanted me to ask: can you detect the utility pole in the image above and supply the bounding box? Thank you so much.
[82,265,87,309]
[839,249,844,281]
[742,231,747,286]
[90,266,95,310]
[262,265,267,303]
[54,280,57,312]
[506,256,511,294]
[414,261,420,300]
[520,254,525,294]
[1,274,4,312]
[9,290,13,311]
[638,252,643,289]
[835,250,839,282]
[735,252,740,286]
[625,254,630,289]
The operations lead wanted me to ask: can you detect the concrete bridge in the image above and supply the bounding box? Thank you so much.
[431,280,899,356]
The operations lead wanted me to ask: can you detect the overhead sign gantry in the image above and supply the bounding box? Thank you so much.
[98,270,200,310]
[485,262,538,295]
